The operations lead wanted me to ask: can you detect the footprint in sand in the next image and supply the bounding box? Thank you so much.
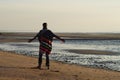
[50,70,60,72]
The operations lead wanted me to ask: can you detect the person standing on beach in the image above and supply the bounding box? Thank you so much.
[28,23,65,69]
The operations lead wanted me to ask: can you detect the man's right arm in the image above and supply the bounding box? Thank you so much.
[28,32,39,43]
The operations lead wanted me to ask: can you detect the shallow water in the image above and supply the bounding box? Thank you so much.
[0,39,120,71]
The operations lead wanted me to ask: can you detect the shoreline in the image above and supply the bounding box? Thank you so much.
[0,51,120,80]
[0,42,120,72]
[1,49,119,72]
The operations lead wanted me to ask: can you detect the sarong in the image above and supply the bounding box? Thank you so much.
[40,37,52,54]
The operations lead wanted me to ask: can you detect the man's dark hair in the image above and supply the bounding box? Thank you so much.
[43,23,47,29]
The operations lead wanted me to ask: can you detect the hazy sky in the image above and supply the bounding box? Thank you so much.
[0,0,120,32]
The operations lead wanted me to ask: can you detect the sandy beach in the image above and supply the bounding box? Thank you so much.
[0,51,120,80]
[0,32,120,80]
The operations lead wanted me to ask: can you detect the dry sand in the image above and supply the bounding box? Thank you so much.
[0,51,120,80]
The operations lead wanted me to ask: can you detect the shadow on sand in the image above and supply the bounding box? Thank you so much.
[0,66,39,69]
[0,66,60,72]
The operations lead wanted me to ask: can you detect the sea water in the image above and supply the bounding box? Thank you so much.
[0,39,120,71]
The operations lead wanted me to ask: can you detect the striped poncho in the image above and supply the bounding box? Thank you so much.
[40,37,52,54]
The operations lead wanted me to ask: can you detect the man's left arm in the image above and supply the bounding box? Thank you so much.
[54,34,65,43]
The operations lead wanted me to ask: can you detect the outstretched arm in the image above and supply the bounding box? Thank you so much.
[54,35,65,43]
[28,34,38,43]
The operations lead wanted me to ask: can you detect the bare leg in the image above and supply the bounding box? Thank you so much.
[46,53,49,69]
[38,51,43,69]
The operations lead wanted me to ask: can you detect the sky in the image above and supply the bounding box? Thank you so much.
[0,0,120,32]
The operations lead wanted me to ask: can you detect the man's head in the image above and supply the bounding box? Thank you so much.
[43,23,47,29]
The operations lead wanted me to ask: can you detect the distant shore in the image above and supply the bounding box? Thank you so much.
[1,32,120,42]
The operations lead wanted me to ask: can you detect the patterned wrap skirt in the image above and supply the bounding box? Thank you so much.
[40,37,52,54]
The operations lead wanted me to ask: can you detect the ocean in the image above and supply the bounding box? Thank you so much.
[0,39,120,71]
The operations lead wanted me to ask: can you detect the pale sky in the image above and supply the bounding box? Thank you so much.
[0,0,120,32]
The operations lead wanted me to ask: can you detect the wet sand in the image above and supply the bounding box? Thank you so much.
[66,49,117,55]
[0,51,120,80]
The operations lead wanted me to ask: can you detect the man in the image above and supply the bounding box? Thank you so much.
[28,23,65,69]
